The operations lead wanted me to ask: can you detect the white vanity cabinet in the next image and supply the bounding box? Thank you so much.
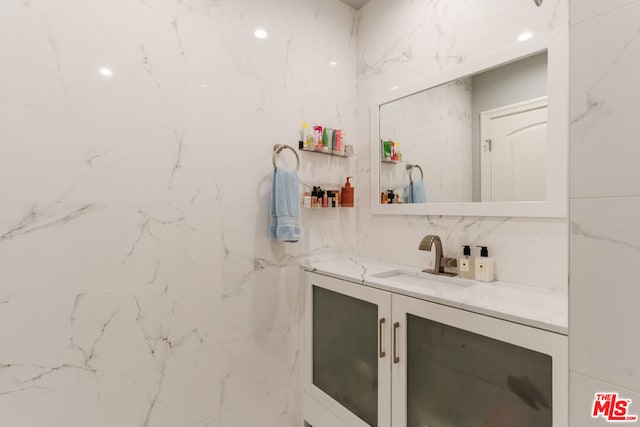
[303,271,568,427]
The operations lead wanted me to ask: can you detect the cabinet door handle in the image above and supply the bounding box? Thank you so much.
[379,318,386,358]
[393,322,400,364]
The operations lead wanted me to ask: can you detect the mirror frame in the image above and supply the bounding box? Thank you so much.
[370,32,568,218]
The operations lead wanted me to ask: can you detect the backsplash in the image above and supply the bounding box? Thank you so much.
[354,0,569,292]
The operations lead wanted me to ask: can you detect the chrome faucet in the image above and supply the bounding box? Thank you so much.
[418,235,458,276]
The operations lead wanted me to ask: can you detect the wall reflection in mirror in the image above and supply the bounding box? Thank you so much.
[379,51,548,204]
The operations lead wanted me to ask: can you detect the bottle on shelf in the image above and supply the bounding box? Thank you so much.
[341,177,354,207]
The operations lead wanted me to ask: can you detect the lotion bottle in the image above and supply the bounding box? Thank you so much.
[341,177,354,207]
[301,122,310,149]
[303,186,311,208]
[458,245,475,279]
[475,246,494,282]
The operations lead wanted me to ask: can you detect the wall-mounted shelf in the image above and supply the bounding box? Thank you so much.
[303,206,352,209]
[381,158,402,164]
[303,189,354,209]
[300,147,351,158]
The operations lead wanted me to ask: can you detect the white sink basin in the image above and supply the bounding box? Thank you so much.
[370,269,474,294]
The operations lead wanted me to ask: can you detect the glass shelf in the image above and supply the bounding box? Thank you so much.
[300,147,350,158]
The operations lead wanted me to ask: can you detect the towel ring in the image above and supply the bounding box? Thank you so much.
[272,144,300,172]
[406,163,424,183]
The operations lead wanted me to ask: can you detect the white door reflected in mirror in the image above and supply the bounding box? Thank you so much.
[480,97,547,202]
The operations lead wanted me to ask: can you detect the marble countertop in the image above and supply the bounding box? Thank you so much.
[302,258,568,335]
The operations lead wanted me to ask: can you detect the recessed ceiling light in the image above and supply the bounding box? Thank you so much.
[517,32,534,42]
[254,28,268,39]
[99,67,113,77]
[329,61,338,66]
[391,86,399,91]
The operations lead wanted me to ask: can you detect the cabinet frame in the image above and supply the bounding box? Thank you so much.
[303,272,568,427]
[303,273,392,427]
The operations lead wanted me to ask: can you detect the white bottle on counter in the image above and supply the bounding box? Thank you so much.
[458,245,475,280]
[475,246,494,282]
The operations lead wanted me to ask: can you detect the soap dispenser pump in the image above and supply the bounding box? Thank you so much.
[458,245,475,279]
[475,246,494,282]
[341,176,354,207]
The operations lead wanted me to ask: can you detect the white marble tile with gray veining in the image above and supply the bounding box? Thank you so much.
[570,2,640,198]
[570,197,640,392]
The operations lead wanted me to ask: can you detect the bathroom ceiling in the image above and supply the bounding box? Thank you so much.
[339,0,371,10]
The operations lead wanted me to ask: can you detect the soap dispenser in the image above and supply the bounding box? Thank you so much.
[475,246,494,282]
[458,245,475,279]
[341,176,354,207]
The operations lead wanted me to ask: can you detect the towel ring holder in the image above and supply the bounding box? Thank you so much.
[406,163,424,183]
[272,144,300,172]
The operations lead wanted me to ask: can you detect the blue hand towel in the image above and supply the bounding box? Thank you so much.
[269,168,300,242]
[406,181,427,204]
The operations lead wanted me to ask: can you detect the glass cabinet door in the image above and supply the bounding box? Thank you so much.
[392,294,568,427]
[406,314,552,427]
[313,286,379,425]
[304,274,392,427]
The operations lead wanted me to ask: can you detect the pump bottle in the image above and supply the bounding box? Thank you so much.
[475,246,494,282]
[341,177,354,207]
[458,245,475,279]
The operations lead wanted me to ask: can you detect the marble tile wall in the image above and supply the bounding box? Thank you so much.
[354,0,569,292]
[569,0,640,424]
[0,0,357,425]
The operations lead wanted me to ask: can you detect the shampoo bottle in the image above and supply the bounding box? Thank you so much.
[321,128,330,153]
[303,186,311,208]
[341,177,354,207]
[458,245,475,279]
[314,126,323,151]
[475,246,494,282]
[301,122,310,149]
[334,129,343,154]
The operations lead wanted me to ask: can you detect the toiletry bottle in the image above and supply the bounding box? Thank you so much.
[387,190,395,204]
[334,129,343,154]
[322,128,329,153]
[458,245,475,279]
[322,190,328,208]
[475,246,494,282]
[383,140,392,159]
[303,186,311,208]
[301,122,310,149]
[306,127,315,149]
[341,177,354,207]
[381,192,388,204]
[314,126,323,151]
[311,186,318,208]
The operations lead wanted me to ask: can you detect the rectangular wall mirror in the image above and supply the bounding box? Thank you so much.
[370,36,568,218]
